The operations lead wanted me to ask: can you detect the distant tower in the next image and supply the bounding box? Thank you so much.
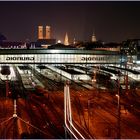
[73,38,76,45]
[45,26,51,39]
[64,33,69,46]
[92,32,97,42]
[38,26,43,39]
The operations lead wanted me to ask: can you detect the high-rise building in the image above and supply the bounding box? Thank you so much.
[45,26,51,39]
[38,26,43,39]
[64,33,69,46]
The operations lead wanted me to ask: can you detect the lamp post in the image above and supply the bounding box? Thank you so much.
[116,78,121,139]
[111,74,121,139]
[6,75,9,98]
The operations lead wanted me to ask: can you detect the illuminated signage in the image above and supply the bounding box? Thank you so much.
[0,54,120,64]
[81,56,110,61]
[6,57,35,61]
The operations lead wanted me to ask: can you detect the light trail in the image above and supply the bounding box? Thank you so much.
[64,83,85,139]
[64,85,79,139]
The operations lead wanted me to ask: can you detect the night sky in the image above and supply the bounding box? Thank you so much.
[0,1,140,43]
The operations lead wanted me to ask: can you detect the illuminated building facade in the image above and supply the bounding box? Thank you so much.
[36,25,56,48]
[64,33,69,46]
[45,26,51,39]
[92,33,96,42]
[38,26,43,39]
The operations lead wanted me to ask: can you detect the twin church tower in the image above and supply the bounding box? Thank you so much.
[38,25,69,45]
[38,25,51,39]
[38,25,96,45]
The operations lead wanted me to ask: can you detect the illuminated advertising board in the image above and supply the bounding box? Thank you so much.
[0,54,121,64]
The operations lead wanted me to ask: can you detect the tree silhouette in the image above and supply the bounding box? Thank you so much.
[0,33,7,41]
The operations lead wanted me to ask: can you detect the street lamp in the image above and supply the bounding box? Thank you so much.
[111,74,121,139]
[116,78,121,139]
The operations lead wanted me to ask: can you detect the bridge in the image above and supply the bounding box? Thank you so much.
[0,49,126,64]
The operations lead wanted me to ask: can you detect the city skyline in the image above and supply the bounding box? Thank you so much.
[0,1,140,43]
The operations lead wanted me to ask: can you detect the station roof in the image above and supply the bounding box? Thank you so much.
[0,48,119,55]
